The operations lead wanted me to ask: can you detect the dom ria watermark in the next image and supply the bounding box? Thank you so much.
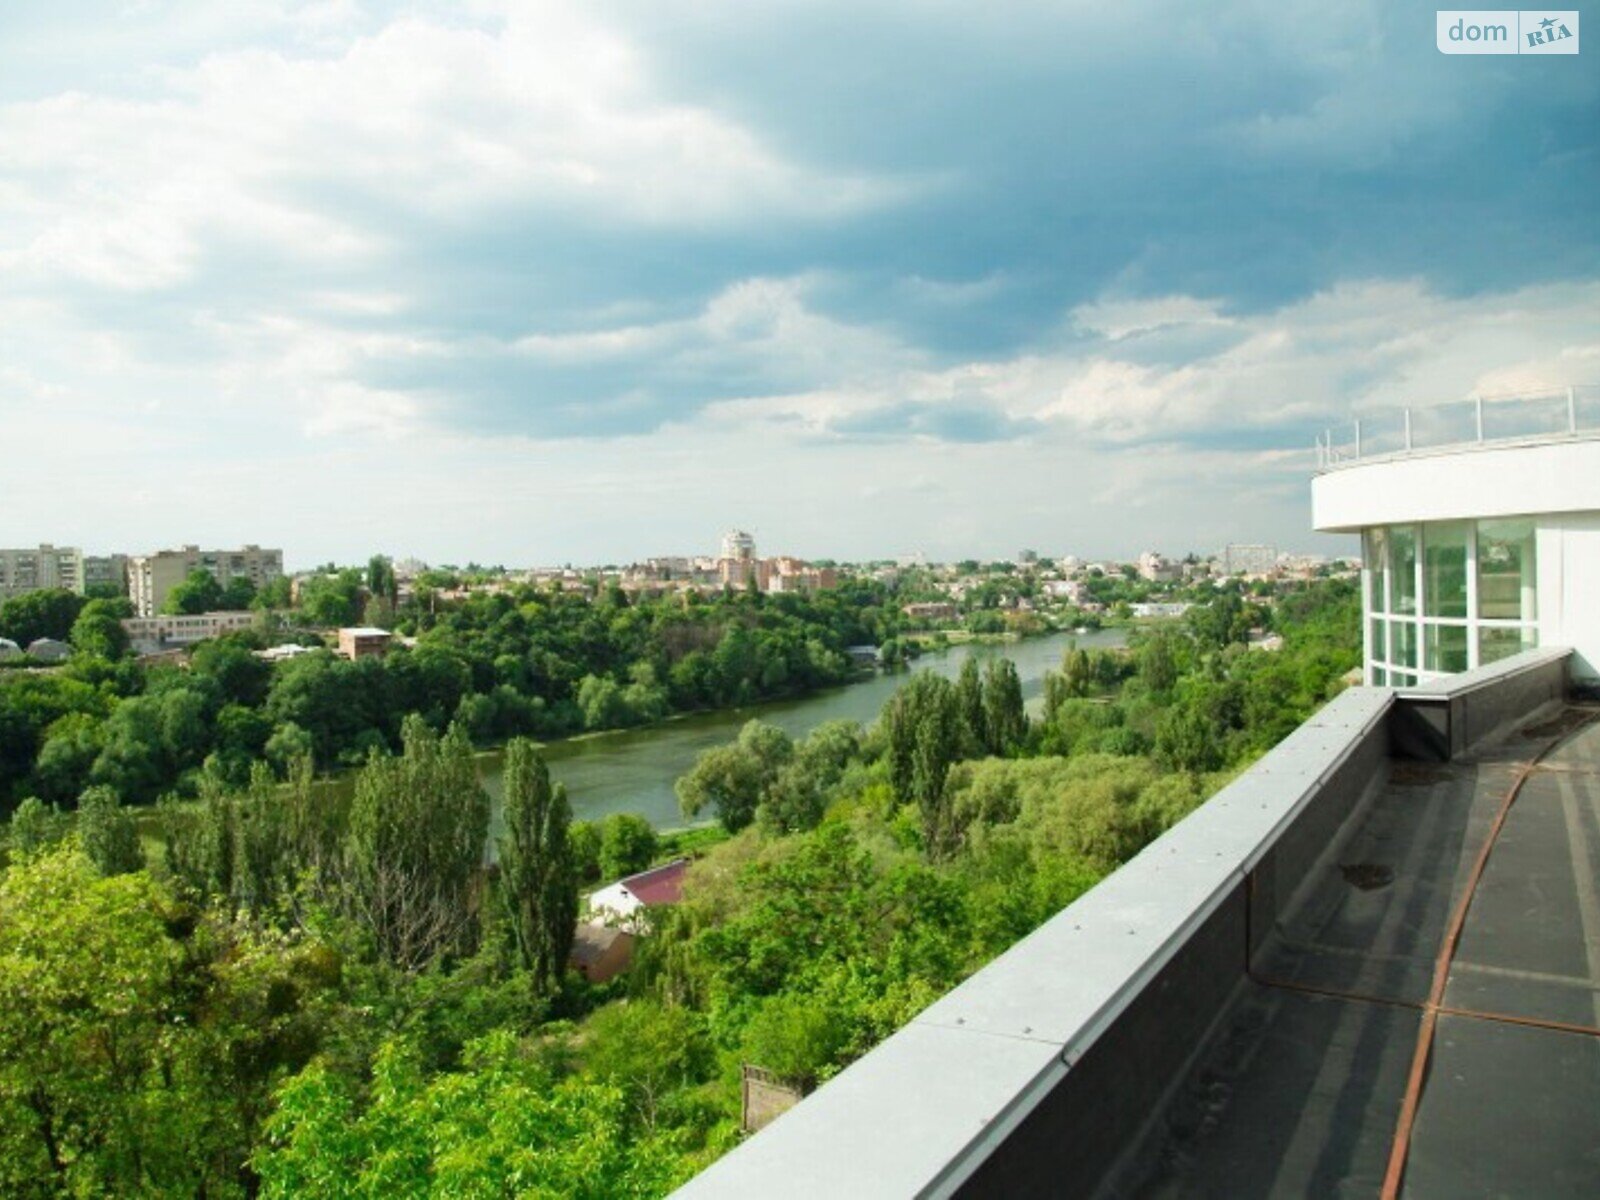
[1437,10,1579,53]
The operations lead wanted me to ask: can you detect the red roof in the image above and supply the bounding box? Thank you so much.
[621,858,689,907]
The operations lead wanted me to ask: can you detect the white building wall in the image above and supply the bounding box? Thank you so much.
[1315,436,1600,686]
[1541,513,1600,682]
[1314,437,1600,531]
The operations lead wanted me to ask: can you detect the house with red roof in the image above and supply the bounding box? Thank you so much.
[586,858,690,930]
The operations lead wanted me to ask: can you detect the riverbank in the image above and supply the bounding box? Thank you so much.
[122,628,1131,852]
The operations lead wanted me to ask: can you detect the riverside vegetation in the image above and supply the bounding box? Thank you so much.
[0,578,1358,1197]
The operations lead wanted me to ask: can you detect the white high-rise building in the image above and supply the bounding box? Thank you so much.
[720,529,756,561]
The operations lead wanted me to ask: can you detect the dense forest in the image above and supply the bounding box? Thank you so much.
[0,579,905,815]
[0,579,1359,1197]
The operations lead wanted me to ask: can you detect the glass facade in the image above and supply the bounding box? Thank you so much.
[1363,519,1538,684]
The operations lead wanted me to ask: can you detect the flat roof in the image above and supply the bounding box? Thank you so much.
[1132,707,1600,1197]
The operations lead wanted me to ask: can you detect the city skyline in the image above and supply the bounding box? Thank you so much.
[1,2,1594,564]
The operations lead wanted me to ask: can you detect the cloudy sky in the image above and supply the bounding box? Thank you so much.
[1,1,1595,567]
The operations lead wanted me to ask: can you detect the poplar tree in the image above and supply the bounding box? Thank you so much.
[982,659,1027,755]
[497,738,578,994]
[955,657,987,756]
[345,717,489,970]
[76,786,144,876]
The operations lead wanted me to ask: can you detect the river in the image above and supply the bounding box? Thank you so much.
[480,628,1128,831]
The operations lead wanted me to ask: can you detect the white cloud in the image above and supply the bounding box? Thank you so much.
[0,4,906,294]
[682,278,1600,450]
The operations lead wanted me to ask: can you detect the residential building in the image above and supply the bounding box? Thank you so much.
[1043,579,1088,603]
[587,859,689,931]
[720,529,757,561]
[1129,601,1191,619]
[718,555,770,590]
[1313,388,1600,686]
[767,557,838,594]
[121,611,259,654]
[1219,542,1278,576]
[901,601,958,622]
[0,544,83,598]
[83,554,128,595]
[128,544,283,616]
[337,627,392,660]
[568,922,636,984]
[1137,550,1180,582]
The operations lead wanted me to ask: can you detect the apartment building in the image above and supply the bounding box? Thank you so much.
[128,544,283,616]
[0,544,82,598]
[1219,542,1279,576]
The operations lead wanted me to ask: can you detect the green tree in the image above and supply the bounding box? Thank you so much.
[981,659,1026,755]
[163,569,226,615]
[0,589,86,646]
[577,674,629,730]
[583,1000,712,1125]
[569,819,602,882]
[252,577,293,610]
[600,811,659,880]
[0,845,340,1198]
[882,672,964,851]
[496,739,578,994]
[955,658,987,755]
[298,570,364,628]
[31,712,104,804]
[219,576,258,610]
[76,785,144,876]
[69,600,131,660]
[256,1031,693,1199]
[0,848,185,1195]
[344,717,490,970]
[676,720,793,833]
[7,796,66,856]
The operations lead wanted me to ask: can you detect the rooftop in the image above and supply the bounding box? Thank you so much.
[673,649,1600,1198]
[620,858,690,907]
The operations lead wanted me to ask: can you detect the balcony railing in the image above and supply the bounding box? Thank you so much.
[1315,385,1600,470]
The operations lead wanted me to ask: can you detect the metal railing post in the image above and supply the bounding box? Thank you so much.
[1404,407,1412,451]
[1569,386,1577,434]
[1354,418,1362,458]
[1475,395,1484,443]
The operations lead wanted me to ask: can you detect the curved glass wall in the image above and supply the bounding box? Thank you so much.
[1361,519,1537,685]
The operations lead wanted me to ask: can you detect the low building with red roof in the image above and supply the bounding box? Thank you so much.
[586,858,690,930]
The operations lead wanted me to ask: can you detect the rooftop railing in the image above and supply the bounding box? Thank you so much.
[1315,384,1600,470]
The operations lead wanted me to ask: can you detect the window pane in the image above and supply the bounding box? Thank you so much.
[1365,528,1389,613]
[1425,624,1469,673]
[1422,523,1468,618]
[1479,626,1538,665]
[1371,666,1388,686]
[1477,519,1537,621]
[1390,526,1417,615]
[1390,619,1417,669]
[1391,670,1417,687]
[1370,618,1387,663]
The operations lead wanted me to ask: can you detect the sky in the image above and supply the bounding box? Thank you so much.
[1,1,1595,568]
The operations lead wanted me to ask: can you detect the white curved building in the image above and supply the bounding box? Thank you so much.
[1312,388,1600,686]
